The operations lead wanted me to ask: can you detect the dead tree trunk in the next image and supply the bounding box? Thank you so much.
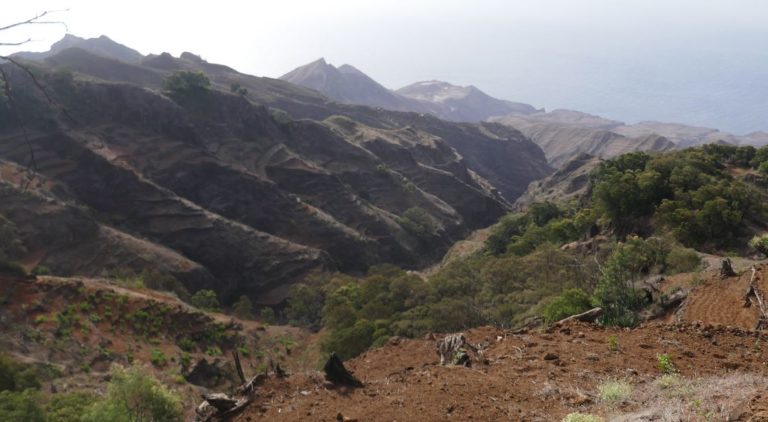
[720,258,736,278]
[323,352,363,388]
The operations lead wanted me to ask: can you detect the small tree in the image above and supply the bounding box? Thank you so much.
[229,82,247,97]
[82,365,183,422]
[163,71,211,104]
[189,289,221,312]
[592,237,652,327]
[232,295,254,320]
[398,207,437,240]
[259,307,275,324]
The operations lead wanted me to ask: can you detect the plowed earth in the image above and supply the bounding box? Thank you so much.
[236,322,768,421]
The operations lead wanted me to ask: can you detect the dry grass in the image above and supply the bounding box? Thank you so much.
[613,373,768,421]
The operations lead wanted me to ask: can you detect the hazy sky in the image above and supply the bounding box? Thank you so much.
[3,1,767,133]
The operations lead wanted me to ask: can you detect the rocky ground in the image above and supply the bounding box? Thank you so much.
[235,322,768,421]
[230,265,768,422]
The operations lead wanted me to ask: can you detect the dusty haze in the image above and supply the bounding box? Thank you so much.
[3,0,767,134]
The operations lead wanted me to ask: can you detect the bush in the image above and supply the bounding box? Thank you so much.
[398,207,437,240]
[0,390,46,422]
[321,319,375,360]
[749,234,768,256]
[259,307,275,324]
[190,289,221,312]
[149,349,167,367]
[598,379,632,404]
[0,353,40,392]
[542,288,592,323]
[665,245,701,274]
[82,365,182,422]
[657,353,676,374]
[163,71,211,104]
[562,413,603,422]
[46,391,96,422]
[607,335,619,352]
[232,295,254,320]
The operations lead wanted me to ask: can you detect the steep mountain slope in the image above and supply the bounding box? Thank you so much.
[493,111,676,166]
[492,109,767,165]
[0,40,550,304]
[279,58,420,112]
[280,59,539,122]
[396,80,539,121]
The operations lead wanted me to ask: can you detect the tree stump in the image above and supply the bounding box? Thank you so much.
[720,258,736,278]
[323,352,363,387]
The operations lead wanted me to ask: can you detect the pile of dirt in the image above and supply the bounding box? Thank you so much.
[235,322,768,421]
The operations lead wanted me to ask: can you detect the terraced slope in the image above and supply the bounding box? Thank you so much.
[0,44,550,303]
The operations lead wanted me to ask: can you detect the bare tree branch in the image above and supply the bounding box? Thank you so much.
[0,9,69,33]
[0,38,33,47]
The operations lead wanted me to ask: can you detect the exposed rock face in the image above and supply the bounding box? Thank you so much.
[514,154,601,210]
[0,42,551,303]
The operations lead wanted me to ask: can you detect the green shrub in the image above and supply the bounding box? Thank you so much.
[749,234,768,255]
[0,390,46,422]
[177,337,195,352]
[45,391,96,422]
[189,290,221,312]
[398,207,437,239]
[322,319,375,360]
[205,346,222,357]
[179,352,191,369]
[665,245,701,274]
[607,335,619,352]
[149,349,167,367]
[657,353,676,374]
[163,71,211,105]
[0,353,40,392]
[542,288,592,323]
[82,365,182,422]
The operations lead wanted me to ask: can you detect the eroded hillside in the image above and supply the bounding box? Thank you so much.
[0,44,551,304]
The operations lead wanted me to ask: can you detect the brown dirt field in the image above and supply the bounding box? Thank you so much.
[235,323,768,421]
[678,265,768,330]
